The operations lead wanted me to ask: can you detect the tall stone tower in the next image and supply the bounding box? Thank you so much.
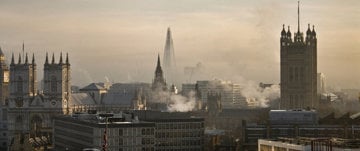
[43,53,71,113]
[0,47,9,105]
[280,2,317,109]
[9,53,37,107]
[163,27,176,84]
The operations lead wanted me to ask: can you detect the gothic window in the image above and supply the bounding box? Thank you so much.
[51,76,57,92]
[17,76,23,93]
[289,67,293,81]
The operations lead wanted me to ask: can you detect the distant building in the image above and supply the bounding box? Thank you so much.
[269,109,318,125]
[317,73,326,94]
[182,80,247,109]
[280,2,318,109]
[163,27,177,85]
[54,112,155,150]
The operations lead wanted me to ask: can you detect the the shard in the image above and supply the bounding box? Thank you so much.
[163,27,177,84]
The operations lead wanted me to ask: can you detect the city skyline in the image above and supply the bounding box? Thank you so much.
[0,0,359,89]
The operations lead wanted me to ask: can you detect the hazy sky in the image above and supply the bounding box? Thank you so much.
[0,0,359,89]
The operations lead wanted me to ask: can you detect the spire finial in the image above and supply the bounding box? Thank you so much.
[45,52,49,64]
[32,53,35,64]
[283,24,285,29]
[22,40,25,60]
[297,1,300,33]
[157,53,160,67]
[51,53,55,64]
[11,53,15,65]
[25,53,28,64]
[18,53,21,64]
[312,25,315,31]
[288,26,290,31]
[59,52,63,64]
[66,52,69,65]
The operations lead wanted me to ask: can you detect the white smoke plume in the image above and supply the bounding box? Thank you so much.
[239,80,280,108]
[168,91,196,112]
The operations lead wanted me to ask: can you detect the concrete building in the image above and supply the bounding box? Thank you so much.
[133,110,205,151]
[54,112,155,151]
[242,111,360,151]
[269,110,317,125]
[258,138,360,151]
[280,2,318,109]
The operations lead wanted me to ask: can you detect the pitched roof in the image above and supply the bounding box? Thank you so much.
[80,83,106,91]
[70,93,96,106]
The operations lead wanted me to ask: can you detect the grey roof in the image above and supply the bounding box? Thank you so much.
[80,83,106,91]
[102,93,133,105]
[70,93,96,106]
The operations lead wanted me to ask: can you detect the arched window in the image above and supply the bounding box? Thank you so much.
[51,76,57,92]
[17,76,23,93]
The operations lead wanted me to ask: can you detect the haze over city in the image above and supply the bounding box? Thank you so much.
[0,0,359,88]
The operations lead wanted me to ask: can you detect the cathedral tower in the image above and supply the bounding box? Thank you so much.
[163,27,177,84]
[9,52,37,107]
[0,47,9,105]
[43,53,71,113]
[280,2,317,109]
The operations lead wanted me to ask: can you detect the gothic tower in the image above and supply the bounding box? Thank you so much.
[9,53,37,108]
[43,53,71,113]
[152,54,167,91]
[280,2,317,109]
[0,47,9,105]
[163,27,177,84]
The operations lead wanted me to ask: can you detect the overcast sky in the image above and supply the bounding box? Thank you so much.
[0,0,359,89]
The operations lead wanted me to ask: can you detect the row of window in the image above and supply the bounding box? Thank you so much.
[157,123,203,130]
[155,131,203,138]
[118,128,155,136]
[157,140,203,147]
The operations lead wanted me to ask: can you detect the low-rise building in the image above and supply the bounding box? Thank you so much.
[54,112,155,151]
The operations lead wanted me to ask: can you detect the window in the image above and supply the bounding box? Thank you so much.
[17,76,23,93]
[51,76,57,92]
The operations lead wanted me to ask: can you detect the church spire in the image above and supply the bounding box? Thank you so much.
[45,52,49,64]
[51,53,55,64]
[59,52,63,64]
[157,53,161,68]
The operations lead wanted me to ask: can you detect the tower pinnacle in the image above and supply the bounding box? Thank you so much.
[59,52,63,64]
[45,52,49,64]
[51,53,55,64]
[297,1,300,33]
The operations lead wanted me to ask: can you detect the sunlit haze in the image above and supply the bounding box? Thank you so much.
[0,0,359,89]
